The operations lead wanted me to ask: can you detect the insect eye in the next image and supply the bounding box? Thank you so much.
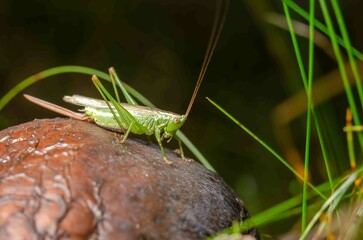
[174,117,180,124]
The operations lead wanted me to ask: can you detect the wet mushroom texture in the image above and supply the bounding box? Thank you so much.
[0,118,258,240]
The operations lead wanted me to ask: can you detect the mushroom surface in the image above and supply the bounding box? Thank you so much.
[0,118,258,240]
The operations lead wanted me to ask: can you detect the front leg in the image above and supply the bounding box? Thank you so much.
[120,122,134,143]
[176,136,189,161]
[155,129,172,164]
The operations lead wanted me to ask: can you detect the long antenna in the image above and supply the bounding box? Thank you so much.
[184,0,229,117]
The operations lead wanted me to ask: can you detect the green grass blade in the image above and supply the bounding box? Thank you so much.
[0,66,108,111]
[302,0,314,231]
[282,0,315,231]
[206,97,326,199]
[331,0,363,109]
[211,180,333,237]
[282,0,334,194]
[318,0,363,149]
[237,197,303,232]
[0,65,153,112]
[248,180,333,230]
[283,0,363,61]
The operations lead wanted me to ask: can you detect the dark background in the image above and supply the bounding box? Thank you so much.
[1,0,362,235]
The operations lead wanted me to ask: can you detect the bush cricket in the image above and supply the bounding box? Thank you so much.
[24,0,228,163]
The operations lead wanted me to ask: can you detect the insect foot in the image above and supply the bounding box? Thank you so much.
[113,132,124,143]
[0,118,259,240]
[163,157,173,164]
[173,148,192,162]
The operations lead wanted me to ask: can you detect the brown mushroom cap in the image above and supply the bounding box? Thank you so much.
[0,118,258,240]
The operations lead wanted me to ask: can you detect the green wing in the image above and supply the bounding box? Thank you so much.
[92,75,151,135]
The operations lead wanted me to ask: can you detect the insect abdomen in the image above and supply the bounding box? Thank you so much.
[85,107,126,133]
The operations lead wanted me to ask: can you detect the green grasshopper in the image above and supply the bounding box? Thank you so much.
[24,0,228,164]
